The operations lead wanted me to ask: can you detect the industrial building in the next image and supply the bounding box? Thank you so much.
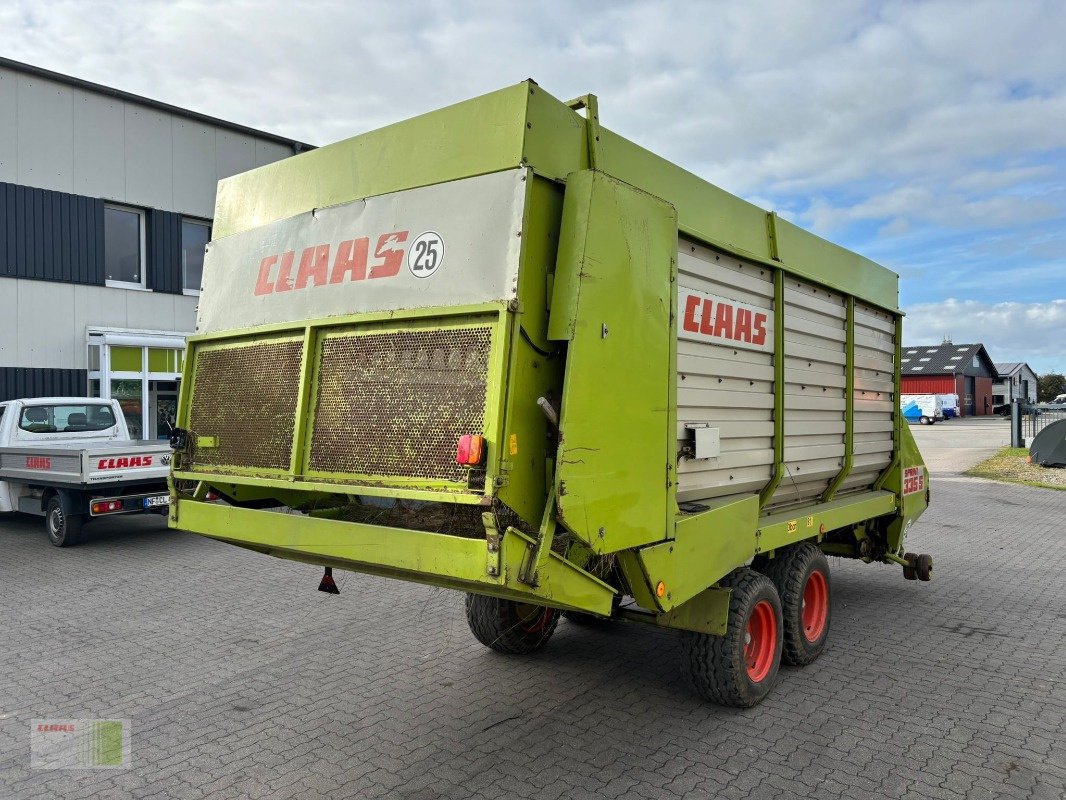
[900,342,998,416]
[0,57,311,437]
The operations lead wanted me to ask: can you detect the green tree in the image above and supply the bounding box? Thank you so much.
[1037,373,1066,402]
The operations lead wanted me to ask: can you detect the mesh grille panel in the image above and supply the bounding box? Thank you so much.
[309,327,492,482]
[188,339,303,471]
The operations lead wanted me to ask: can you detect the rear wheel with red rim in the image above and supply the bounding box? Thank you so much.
[465,594,560,655]
[681,567,783,707]
[759,543,831,666]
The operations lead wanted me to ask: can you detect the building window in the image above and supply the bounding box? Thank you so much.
[104,205,146,289]
[182,219,211,294]
[972,356,979,368]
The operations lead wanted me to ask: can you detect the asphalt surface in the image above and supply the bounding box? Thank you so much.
[1,420,1063,799]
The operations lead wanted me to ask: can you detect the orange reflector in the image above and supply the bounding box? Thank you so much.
[92,500,124,514]
[455,434,485,466]
[819,524,826,535]
[655,581,666,598]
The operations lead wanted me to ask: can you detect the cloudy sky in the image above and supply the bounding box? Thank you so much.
[2,0,1064,372]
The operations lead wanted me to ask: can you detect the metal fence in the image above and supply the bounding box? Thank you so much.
[1012,402,1066,447]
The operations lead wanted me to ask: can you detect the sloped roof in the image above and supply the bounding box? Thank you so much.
[901,343,997,376]
[995,362,1021,375]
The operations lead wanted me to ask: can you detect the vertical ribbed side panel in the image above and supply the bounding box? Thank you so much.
[0,182,105,285]
[675,238,775,501]
[840,302,896,492]
[148,209,183,293]
[0,367,87,402]
[769,279,847,507]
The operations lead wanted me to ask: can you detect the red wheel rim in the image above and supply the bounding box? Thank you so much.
[801,569,828,642]
[516,604,551,634]
[744,600,776,682]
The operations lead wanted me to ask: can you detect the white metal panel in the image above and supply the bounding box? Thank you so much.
[172,120,217,218]
[255,140,293,168]
[216,130,256,181]
[126,288,177,331]
[197,169,527,334]
[17,280,76,368]
[124,105,173,209]
[676,238,775,502]
[73,285,130,362]
[0,68,17,183]
[16,75,75,193]
[174,295,198,331]
[73,92,126,201]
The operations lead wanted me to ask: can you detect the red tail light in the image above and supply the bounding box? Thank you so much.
[91,500,124,514]
[456,434,485,466]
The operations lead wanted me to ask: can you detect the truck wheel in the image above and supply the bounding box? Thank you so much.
[759,544,831,666]
[46,497,83,547]
[920,416,932,425]
[465,594,559,654]
[681,568,783,707]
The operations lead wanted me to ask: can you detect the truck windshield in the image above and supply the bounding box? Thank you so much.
[18,404,117,433]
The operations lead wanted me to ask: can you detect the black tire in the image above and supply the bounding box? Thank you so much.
[681,568,783,707]
[465,594,559,654]
[46,497,82,547]
[915,554,933,582]
[759,544,831,666]
[919,416,932,425]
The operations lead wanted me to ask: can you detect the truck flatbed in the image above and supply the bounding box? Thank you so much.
[0,440,171,487]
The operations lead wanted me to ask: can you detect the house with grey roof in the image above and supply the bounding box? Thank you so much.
[992,362,1038,407]
[900,342,998,416]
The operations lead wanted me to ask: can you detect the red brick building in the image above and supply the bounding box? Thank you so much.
[900,342,998,416]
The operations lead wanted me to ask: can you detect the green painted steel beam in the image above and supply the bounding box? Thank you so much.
[756,490,897,554]
[172,499,616,615]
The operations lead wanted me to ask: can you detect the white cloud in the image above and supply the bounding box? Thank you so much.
[0,0,1064,310]
[903,299,1066,373]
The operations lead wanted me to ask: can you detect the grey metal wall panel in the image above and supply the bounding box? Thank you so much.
[846,302,897,490]
[216,130,256,182]
[0,367,86,402]
[17,280,76,368]
[0,182,105,285]
[16,75,75,193]
[148,209,182,293]
[73,92,126,201]
[769,279,847,507]
[124,105,174,209]
[676,238,775,501]
[0,68,16,183]
[172,120,218,219]
[255,140,294,168]
[174,295,197,332]
[126,285,177,331]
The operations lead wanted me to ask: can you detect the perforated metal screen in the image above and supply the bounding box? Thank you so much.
[308,327,493,482]
[188,339,304,471]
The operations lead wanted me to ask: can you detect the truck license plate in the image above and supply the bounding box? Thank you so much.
[143,495,170,508]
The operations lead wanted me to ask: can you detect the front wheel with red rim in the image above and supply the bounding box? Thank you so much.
[681,568,783,707]
[759,543,832,666]
[464,594,560,655]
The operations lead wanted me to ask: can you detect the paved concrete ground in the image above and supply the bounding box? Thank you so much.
[909,416,1010,474]
[1,423,1063,799]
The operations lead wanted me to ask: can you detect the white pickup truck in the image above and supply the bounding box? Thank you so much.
[0,397,171,546]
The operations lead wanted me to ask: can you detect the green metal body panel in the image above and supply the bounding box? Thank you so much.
[171,79,929,632]
[171,500,614,615]
[549,171,677,553]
